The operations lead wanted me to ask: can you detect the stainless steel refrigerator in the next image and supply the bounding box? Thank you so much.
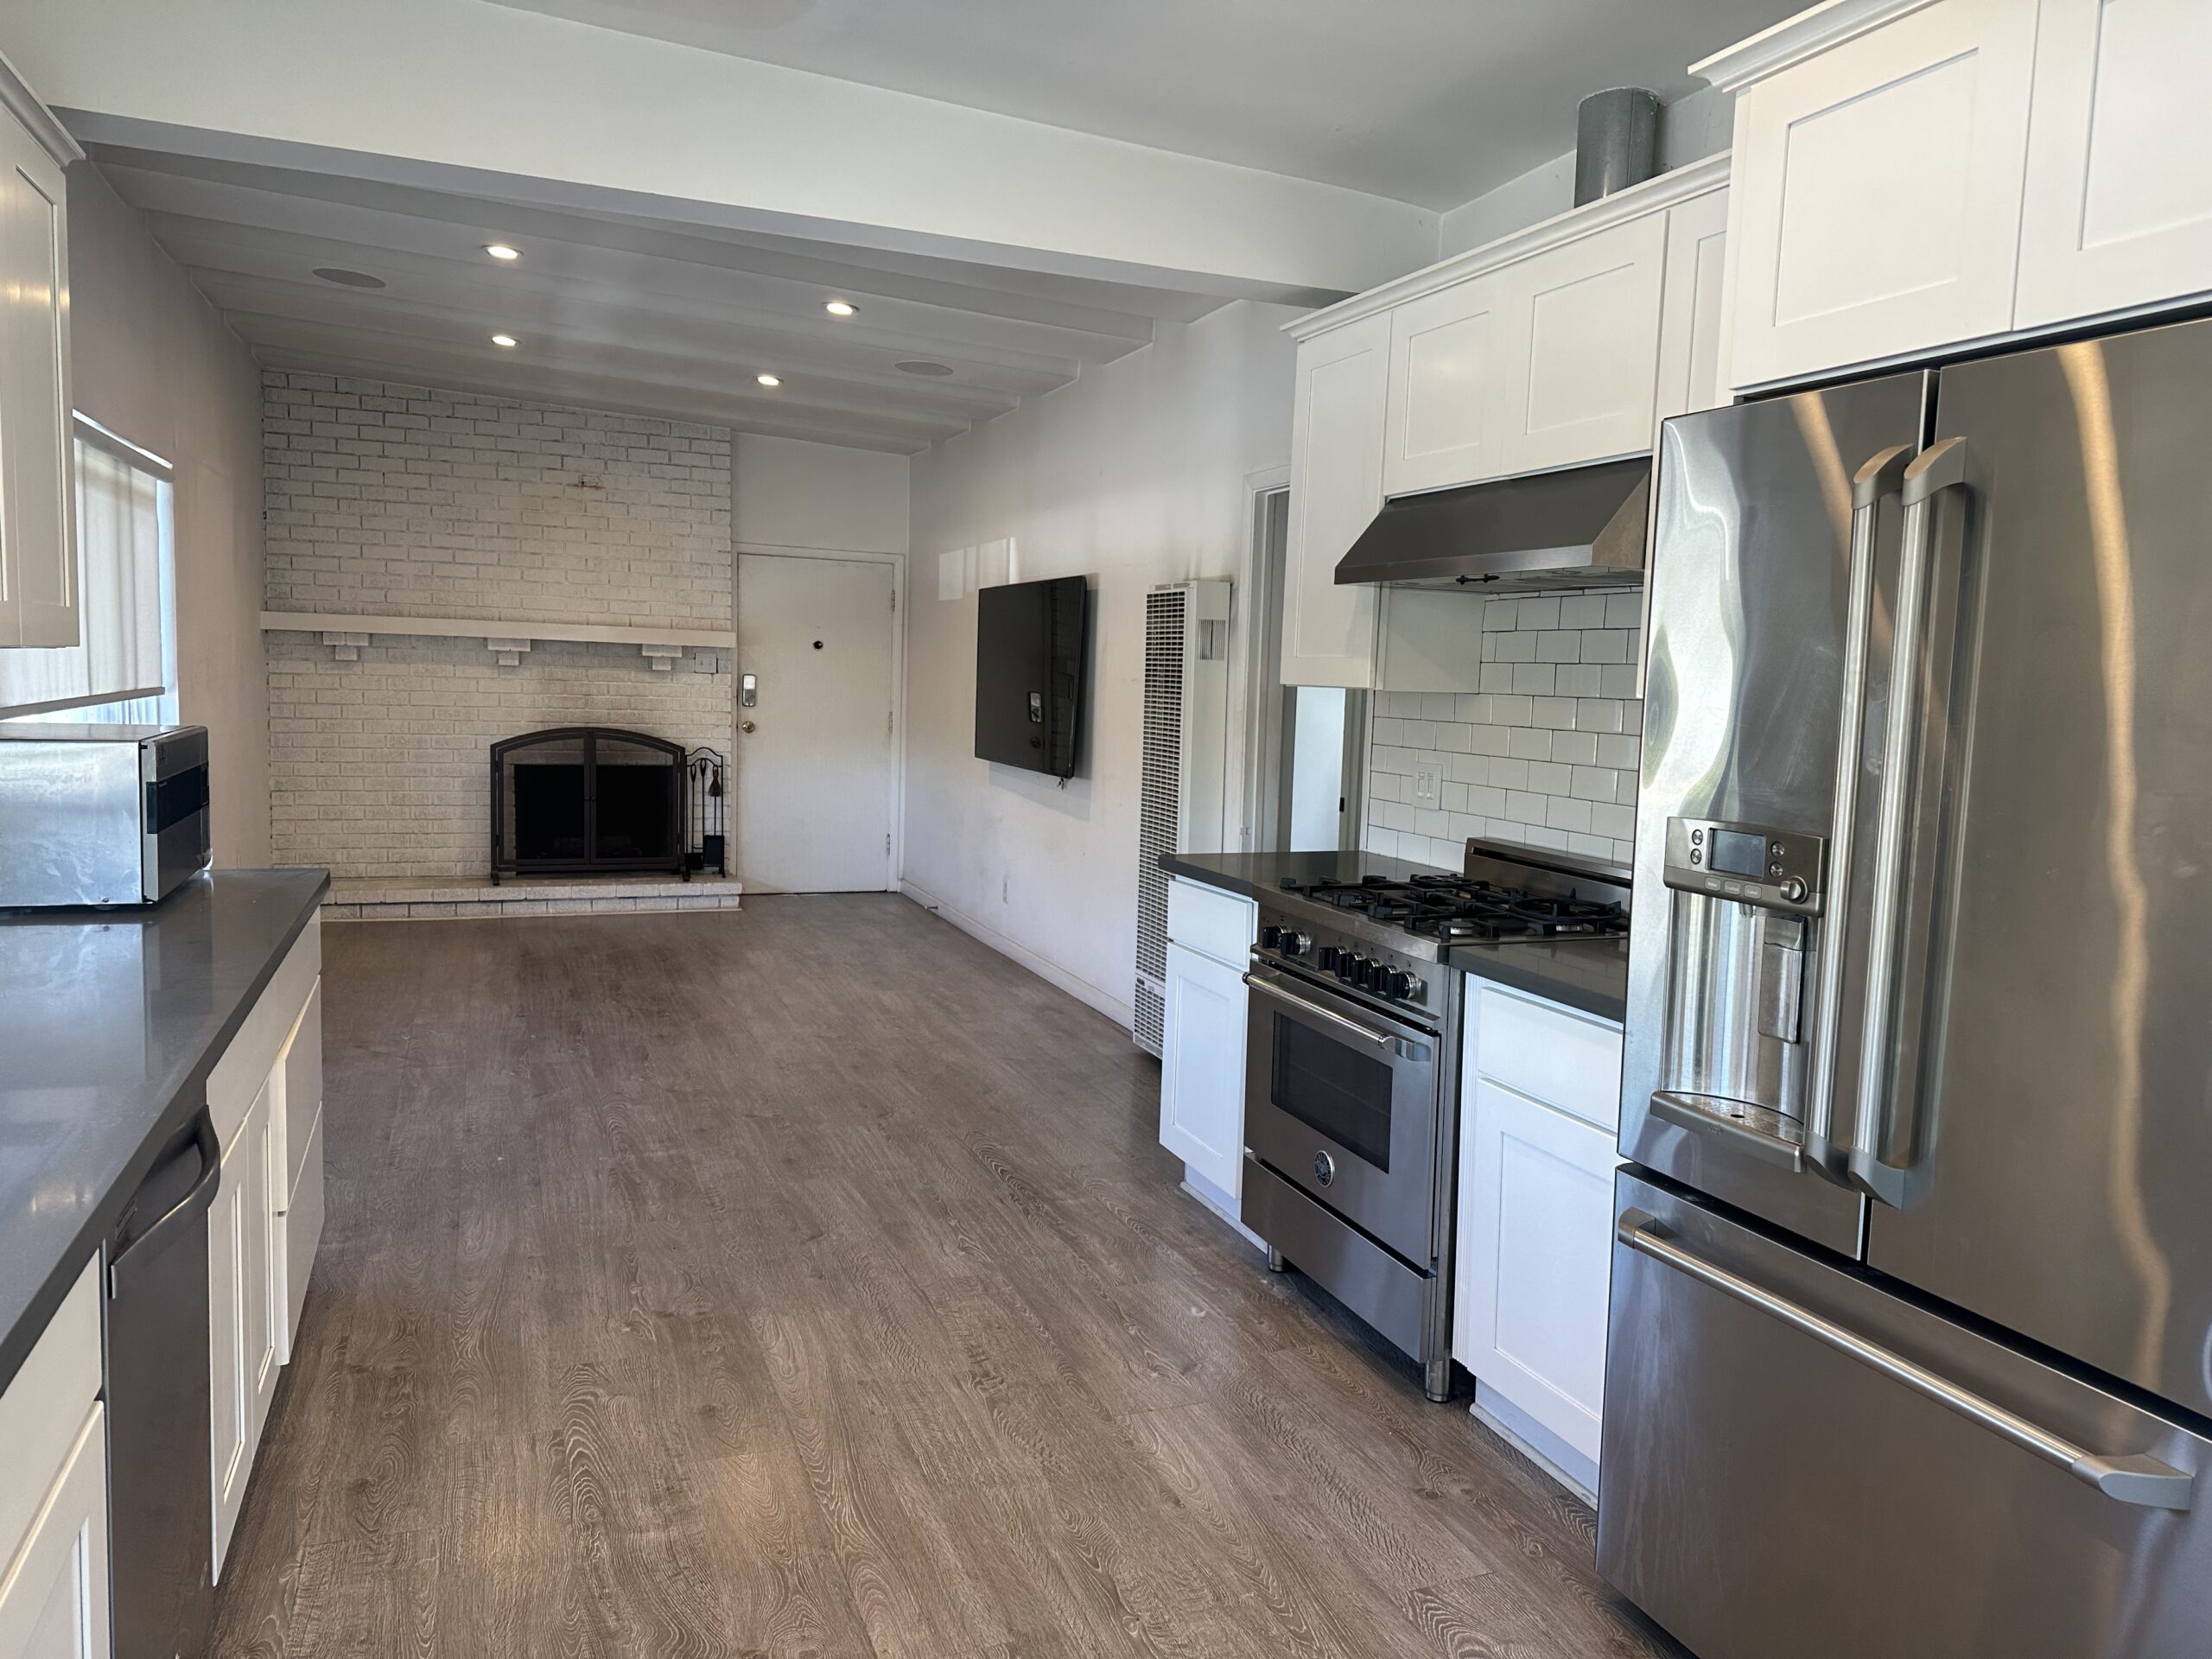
[1599,315,2212,1659]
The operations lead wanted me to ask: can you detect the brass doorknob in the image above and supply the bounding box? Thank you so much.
[741,720,756,733]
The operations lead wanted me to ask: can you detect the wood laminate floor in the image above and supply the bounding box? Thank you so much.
[213,894,1686,1659]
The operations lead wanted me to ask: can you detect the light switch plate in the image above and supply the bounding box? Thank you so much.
[1414,770,1440,804]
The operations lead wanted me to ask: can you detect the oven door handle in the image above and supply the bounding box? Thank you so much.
[1243,968,1430,1060]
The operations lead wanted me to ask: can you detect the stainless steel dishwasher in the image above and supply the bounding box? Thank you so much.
[106,1108,219,1659]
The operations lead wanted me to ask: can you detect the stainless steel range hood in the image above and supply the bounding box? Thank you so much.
[1333,457,1650,591]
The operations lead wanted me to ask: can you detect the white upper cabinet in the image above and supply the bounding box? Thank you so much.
[1497,213,1670,474]
[2016,0,2212,328]
[1655,188,1733,423]
[1281,312,1388,689]
[0,60,79,651]
[1710,0,2039,391]
[1382,272,1510,498]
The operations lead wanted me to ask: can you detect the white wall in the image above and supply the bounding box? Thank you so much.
[67,163,270,863]
[904,300,1298,1025]
[735,435,909,555]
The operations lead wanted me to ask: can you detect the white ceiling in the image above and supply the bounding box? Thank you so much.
[95,146,1218,454]
[485,0,1798,209]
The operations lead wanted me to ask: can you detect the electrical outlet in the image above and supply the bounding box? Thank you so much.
[1414,770,1440,805]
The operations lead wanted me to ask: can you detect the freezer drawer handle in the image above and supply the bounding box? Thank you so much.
[1851,437,1974,1209]
[1617,1210,2195,1511]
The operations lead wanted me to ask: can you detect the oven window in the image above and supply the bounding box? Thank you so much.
[1271,1017,1392,1169]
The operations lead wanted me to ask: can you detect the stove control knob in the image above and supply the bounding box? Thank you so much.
[1354,957,1378,989]
[1317,944,1339,971]
[1281,932,1311,958]
[1259,925,1284,951]
[1334,954,1356,982]
[1390,970,1421,1001]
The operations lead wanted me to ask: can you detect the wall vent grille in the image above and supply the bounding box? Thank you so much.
[1134,586,1189,1057]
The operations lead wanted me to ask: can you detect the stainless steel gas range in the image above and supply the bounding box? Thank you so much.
[1241,839,1629,1401]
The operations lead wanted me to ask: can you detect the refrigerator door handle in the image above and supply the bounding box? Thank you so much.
[1850,436,1972,1208]
[1806,444,1914,1182]
[1617,1210,2196,1510]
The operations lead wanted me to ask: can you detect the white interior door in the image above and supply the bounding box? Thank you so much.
[734,552,897,893]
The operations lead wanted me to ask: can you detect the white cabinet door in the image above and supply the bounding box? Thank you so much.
[1382,272,1511,497]
[1497,213,1669,474]
[1453,1079,1620,1465]
[0,105,75,650]
[1159,942,1249,1196]
[1721,0,2038,391]
[1655,188,1732,425]
[2017,0,2212,328]
[0,1405,108,1659]
[1281,315,1387,689]
[210,1073,279,1577]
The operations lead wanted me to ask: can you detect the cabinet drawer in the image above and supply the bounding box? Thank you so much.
[1166,878,1256,967]
[0,1255,101,1572]
[208,915,320,1149]
[1471,983,1623,1130]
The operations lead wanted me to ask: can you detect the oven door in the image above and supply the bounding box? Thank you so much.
[1243,963,1440,1266]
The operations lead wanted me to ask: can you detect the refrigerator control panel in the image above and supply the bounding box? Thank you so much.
[1662,818,1825,915]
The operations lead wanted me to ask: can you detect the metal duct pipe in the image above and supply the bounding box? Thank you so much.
[1574,87,1661,205]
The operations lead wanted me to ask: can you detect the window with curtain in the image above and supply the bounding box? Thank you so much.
[0,423,176,724]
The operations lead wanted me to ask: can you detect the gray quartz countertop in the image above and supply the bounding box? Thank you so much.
[0,868,328,1393]
[1160,849,1628,1024]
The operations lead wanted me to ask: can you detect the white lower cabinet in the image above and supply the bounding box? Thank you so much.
[209,1075,279,1576]
[1456,1080,1619,1467]
[1454,982,1624,1490]
[1159,878,1257,1206]
[207,923,323,1578]
[0,1257,107,1659]
[1160,942,1250,1196]
[0,1405,109,1659]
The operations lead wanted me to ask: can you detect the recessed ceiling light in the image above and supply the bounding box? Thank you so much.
[757,372,781,388]
[311,266,386,289]
[895,359,954,378]
[492,334,518,348]
[824,300,856,317]
[483,243,522,262]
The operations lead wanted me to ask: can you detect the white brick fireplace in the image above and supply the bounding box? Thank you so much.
[260,372,738,908]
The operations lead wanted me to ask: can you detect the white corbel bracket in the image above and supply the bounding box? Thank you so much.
[641,643,683,672]
[321,630,371,662]
[486,637,533,668]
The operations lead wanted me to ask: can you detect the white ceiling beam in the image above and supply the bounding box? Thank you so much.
[94,147,1169,346]
[13,0,1433,303]
[136,212,1086,392]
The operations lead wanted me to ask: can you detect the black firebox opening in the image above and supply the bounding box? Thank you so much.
[490,727,688,882]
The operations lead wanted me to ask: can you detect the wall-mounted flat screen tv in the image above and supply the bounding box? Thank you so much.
[975,575,1088,779]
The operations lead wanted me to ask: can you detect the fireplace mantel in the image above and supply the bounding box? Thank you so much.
[262,609,734,666]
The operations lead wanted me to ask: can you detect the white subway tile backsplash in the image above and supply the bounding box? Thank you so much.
[1560,594,1609,629]
[1365,587,1643,869]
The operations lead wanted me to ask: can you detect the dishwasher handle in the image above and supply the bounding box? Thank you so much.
[109,1109,221,1294]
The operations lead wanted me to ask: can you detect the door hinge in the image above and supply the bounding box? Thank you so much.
[889,588,897,613]
[887,709,894,737]
[885,832,893,855]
